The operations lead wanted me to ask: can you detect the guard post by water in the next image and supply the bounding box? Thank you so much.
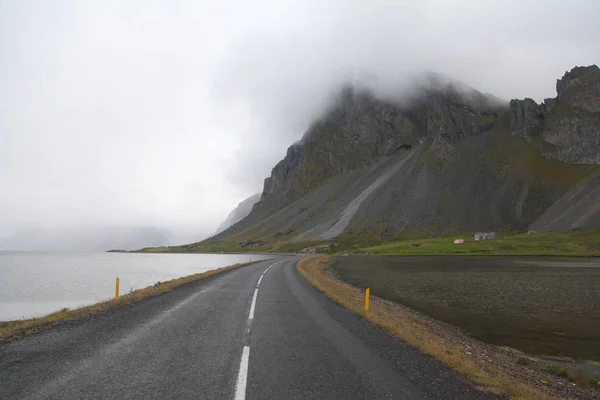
[115,277,120,300]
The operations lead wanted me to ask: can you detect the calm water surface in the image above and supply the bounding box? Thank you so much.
[0,252,275,321]
[331,256,600,361]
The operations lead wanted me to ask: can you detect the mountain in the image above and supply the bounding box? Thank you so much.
[215,193,261,234]
[530,169,600,231]
[509,66,600,163]
[210,65,600,246]
[0,226,172,251]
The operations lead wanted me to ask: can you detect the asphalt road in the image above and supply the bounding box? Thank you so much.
[0,258,501,400]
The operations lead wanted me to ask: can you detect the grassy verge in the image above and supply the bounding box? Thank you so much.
[0,261,254,342]
[359,230,600,256]
[297,256,597,400]
[534,362,599,388]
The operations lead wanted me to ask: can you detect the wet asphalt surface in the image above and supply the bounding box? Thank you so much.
[0,258,502,399]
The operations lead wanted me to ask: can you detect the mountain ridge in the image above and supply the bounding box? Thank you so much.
[209,65,600,247]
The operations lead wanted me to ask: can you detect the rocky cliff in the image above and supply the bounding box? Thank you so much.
[509,65,600,164]
[258,76,505,214]
[212,66,600,243]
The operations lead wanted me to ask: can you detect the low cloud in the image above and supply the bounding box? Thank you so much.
[214,0,600,192]
[0,0,598,240]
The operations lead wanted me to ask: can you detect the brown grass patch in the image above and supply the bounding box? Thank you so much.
[0,261,253,342]
[297,256,581,400]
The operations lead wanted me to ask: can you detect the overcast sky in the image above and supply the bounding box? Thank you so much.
[0,0,598,239]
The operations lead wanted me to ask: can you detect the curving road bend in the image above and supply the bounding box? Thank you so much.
[0,258,501,400]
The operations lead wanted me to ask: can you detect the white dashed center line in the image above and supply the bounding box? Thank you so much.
[234,259,285,400]
[248,288,258,320]
[234,346,250,400]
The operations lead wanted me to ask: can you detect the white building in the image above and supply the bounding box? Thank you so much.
[474,232,497,241]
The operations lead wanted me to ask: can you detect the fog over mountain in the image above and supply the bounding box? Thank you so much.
[215,194,261,234]
[0,226,169,251]
[0,1,598,249]
[0,226,210,251]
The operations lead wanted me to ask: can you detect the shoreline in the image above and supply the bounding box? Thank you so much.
[0,260,259,342]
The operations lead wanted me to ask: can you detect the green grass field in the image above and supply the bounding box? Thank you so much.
[358,230,600,256]
[135,229,600,257]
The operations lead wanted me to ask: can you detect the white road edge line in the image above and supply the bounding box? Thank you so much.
[234,346,250,400]
[248,288,258,320]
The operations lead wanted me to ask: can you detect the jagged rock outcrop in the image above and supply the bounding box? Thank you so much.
[509,98,549,142]
[425,91,499,141]
[556,66,600,113]
[510,65,600,163]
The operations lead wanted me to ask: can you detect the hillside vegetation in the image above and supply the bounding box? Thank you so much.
[360,230,600,256]
[140,229,600,258]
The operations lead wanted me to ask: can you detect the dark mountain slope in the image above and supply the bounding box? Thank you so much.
[258,77,505,215]
[210,66,600,245]
[531,170,600,231]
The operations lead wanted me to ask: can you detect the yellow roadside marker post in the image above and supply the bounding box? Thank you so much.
[115,277,120,300]
[365,288,370,312]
